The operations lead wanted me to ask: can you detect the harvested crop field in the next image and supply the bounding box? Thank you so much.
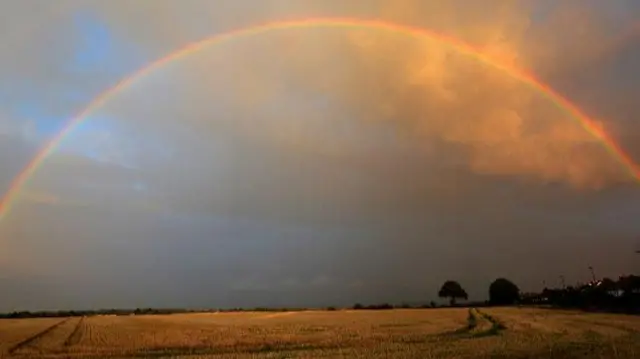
[1,307,638,358]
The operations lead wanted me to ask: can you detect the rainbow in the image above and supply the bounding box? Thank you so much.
[1,17,638,220]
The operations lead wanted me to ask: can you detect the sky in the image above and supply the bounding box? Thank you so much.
[0,0,639,311]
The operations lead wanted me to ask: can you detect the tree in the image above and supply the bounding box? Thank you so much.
[598,278,618,292]
[618,275,640,295]
[489,278,520,305]
[438,280,468,306]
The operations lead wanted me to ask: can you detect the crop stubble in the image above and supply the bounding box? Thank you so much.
[0,307,637,358]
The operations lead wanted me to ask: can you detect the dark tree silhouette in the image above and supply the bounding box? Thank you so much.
[618,275,640,294]
[599,278,618,292]
[438,280,468,305]
[489,278,520,305]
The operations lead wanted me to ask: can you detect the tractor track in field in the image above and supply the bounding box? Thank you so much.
[7,318,71,354]
[438,308,506,339]
[474,309,507,337]
[63,316,85,347]
[8,317,85,357]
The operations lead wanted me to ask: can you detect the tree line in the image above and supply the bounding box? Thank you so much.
[1,274,637,319]
[525,274,640,313]
[433,274,640,313]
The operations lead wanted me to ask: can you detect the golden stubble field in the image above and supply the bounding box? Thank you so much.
[1,307,639,358]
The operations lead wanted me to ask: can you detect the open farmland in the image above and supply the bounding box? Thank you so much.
[0,308,638,358]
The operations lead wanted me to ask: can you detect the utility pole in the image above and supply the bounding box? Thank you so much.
[559,275,566,289]
[588,266,596,283]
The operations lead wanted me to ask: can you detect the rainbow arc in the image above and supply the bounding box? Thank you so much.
[1,17,638,221]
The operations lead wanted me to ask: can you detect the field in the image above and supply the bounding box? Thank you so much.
[1,307,639,358]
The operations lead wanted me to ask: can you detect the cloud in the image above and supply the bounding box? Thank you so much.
[19,190,61,205]
[5,0,637,192]
[273,1,633,189]
[77,0,635,191]
[0,3,146,152]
